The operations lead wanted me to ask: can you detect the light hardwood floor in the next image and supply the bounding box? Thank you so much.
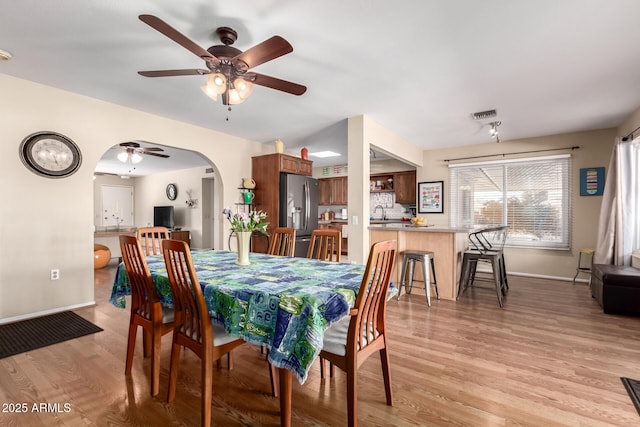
[1,261,640,426]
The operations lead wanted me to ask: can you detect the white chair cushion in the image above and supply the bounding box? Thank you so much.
[322,319,349,356]
[212,322,241,346]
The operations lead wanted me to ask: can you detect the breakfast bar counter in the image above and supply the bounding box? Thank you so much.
[369,225,472,300]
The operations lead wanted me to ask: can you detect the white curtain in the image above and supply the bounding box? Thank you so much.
[594,137,638,265]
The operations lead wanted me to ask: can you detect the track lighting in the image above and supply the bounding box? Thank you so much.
[489,121,502,143]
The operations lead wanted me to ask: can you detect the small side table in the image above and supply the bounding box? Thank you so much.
[573,248,595,285]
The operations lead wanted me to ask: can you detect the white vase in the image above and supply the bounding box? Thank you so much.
[236,231,251,265]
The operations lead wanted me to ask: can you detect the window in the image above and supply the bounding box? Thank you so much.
[449,155,571,249]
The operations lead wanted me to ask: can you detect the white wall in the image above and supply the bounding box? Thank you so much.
[347,115,423,263]
[0,74,264,322]
[134,167,212,249]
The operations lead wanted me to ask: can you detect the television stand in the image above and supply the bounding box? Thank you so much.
[169,229,190,247]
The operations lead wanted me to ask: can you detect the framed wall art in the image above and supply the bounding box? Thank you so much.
[418,181,444,213]
[579,167,605,196]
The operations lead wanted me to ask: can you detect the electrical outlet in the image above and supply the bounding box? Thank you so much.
[50,269,60,280]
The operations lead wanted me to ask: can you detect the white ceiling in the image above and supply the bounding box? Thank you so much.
[2,0,640,176]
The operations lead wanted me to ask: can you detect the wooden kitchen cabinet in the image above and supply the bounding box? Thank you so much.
[331,177,348,205]
[279,154,313,176]
[394,170,417,204]
[251,153,313,253]
[318,177,348,205]
[318,179,332,205]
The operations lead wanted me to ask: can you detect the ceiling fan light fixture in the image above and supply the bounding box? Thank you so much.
[234,77,253,99]
[131,153,143,164]
[0,49,12,61]
[227,88,245,105]
[207,73,227,95]
[117,151,129,163]
[137,16,307,108]
[201,84,218,100]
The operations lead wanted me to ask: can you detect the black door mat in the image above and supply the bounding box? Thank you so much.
[621,377,640,416]
[0,311,103,359]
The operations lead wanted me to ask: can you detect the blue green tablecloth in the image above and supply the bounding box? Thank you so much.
[110,249,391,383]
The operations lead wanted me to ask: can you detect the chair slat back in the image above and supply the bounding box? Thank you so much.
[137,226,170,256]
[469,225,509,253]
[307,229,341,262]
[162,239,212,350]
[268,227,296,257]
[119,235,160,319]
[349,239,396,353]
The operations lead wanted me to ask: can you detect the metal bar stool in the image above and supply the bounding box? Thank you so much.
[457,226,509,308]
[572,248,595,285]
[397,250,438,306]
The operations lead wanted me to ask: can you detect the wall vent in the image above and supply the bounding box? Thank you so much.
[205,167,214,174]
[472,109,497,120]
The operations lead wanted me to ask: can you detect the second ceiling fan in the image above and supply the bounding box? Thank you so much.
[137,14,307,105]
[118,141,169,164]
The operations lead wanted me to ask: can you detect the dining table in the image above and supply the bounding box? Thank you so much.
[110,249,393,427]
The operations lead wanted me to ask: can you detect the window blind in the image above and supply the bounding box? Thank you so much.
[449,155,571,249]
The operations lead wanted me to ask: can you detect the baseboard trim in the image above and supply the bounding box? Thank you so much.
[475,268,577,283]
[509,271,583,282]
[0,301,96,325]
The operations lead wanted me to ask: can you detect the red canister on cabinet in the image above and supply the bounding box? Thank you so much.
[301,147,308,160]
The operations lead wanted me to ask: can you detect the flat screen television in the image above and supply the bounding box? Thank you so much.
[153,206,175,229]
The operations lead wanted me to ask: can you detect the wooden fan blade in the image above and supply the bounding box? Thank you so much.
[120,142,140,148]
[139,14,220,65]
[138,69,210,77]
[140,147,164,152]
[252,73,307,96]
[144,152,170,158]
[232,36,293,69]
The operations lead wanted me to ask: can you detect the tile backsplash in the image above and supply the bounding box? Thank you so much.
[369,193,411,219]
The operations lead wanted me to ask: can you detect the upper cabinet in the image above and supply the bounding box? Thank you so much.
[393,170,417,204]
[279,154,313,176]
[318,176,348,205]
[319,169,416,206]
[370,170,416,204]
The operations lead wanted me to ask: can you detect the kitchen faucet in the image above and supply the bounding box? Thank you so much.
[373,205,386,220]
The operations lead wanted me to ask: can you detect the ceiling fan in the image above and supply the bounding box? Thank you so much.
[137,14,307,105]
[118,141,169,164]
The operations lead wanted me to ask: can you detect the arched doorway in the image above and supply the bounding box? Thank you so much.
[94,141,221,253]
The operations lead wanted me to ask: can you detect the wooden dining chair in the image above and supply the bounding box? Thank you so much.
[119,235,175,397]
[319,239,397,427]
[307,228,342,262]
[161,239,245,427]
[137,226,170,255]
[268,227,296,257]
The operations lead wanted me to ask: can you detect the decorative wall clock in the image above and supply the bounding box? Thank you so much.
[19,131,82,178]
[166,183,178,201]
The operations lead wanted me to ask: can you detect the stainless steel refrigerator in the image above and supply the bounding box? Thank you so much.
[279,173,319,257]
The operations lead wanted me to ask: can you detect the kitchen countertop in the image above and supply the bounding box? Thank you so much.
[369,223,474,233]
[319,219,408,225]
[318,219,348,224]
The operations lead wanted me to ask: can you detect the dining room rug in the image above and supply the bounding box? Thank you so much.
[0,311,103,359]
[621,377,640,416]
